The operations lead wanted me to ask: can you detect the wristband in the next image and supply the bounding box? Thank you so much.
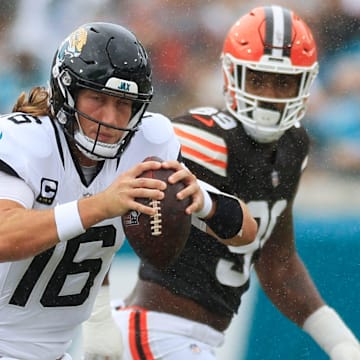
[303,305,359,355]
[194,186,212,219]
[205,194,243,239]
[54,200,85,242]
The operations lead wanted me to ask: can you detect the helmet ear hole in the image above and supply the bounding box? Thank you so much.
[57,110,68,125]
[60,71,72,87]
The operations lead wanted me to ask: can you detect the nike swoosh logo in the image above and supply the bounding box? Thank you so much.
[192,115,214,127]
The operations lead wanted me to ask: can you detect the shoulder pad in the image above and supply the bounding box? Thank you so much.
[175,107,238,131]
[0,114,54,175]
[140,112,175,144]
[0,113,54,157]
[121,112,180,165]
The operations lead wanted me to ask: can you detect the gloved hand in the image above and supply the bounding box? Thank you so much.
[82,286,123,360]
[330,341,360,360]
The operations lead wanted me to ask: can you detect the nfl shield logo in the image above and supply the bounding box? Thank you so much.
[271,170,280,187]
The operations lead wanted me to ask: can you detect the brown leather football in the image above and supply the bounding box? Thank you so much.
[121,156,191,269]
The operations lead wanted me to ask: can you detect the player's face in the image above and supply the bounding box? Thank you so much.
[245,69,301,111]
[76,89,133,143]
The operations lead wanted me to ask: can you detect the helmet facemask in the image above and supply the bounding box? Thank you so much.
[223,54,318,143]
[72,99,148,161]
[222,5,319,143]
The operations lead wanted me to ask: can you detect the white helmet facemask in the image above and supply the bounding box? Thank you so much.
[73,102,147,161]
[223,54,318,143]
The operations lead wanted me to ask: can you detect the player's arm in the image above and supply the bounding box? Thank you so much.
[0,160,166,261]
[191,180,258,246]
[161,159,256,243]
[0,171,62,261]
[254,203,360,359]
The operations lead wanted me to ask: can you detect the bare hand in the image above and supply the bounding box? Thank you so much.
[98,160,167,218]
[161,160,204,215]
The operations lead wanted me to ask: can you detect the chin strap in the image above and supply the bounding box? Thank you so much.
[303,306,360,359]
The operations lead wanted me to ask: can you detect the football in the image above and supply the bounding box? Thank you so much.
[121,156,192,269]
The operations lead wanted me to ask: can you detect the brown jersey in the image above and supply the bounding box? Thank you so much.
[139,106,309,317]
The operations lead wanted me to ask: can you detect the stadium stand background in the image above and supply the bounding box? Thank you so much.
[0,0,359,358]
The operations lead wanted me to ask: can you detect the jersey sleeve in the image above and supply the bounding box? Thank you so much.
[0,113,55,184]
[171,109,231,191]
[130,112,181,163]
[0,171,35,207]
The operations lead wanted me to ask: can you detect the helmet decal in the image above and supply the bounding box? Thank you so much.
[105,77,138,94]
[57,27,88,62]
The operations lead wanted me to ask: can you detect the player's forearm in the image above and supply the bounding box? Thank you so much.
[0,196,108,262]
[193,180,257,246]
[0,204,60,261]
[205,197,257,246]
[224,199,258,245]
[77,194,113,228]
[257,252,324,326]
[266,268,360,359]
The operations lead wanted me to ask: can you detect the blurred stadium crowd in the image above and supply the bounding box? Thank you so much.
[0,0,360,180]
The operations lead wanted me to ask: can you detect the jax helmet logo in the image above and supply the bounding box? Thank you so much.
[105,77,139,95]
[118,81,130,92]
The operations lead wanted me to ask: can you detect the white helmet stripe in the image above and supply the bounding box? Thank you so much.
[271,6,285,57]
[264,5,292,58]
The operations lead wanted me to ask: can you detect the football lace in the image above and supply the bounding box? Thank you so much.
[149,199,162,236]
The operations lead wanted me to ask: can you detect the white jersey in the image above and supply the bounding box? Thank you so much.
[0,111,180,360]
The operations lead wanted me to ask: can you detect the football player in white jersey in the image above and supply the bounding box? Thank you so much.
[0,22,260,360]
[88,6,359,360]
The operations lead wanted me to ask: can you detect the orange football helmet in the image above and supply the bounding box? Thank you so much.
[222,5,319,142]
